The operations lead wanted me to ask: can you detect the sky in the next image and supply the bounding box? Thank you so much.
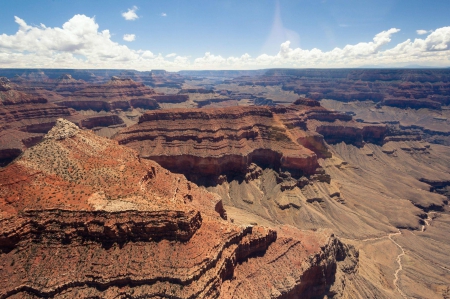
[0,0,449,71]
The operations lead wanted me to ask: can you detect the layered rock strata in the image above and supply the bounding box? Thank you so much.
[228,68,450,110]
[115,106,320,178]
[0,119,357,298]
[0,78,82,166]
[55,77,160,112]
[116,100,387,180]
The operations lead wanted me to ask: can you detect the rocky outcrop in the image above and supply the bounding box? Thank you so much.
[149,94,189,103]
[0,77,12,91]
[293,97,321,107]
[313,122,387,146]
[55,99,123,111]
[0,80,82,166]
[129,98,163,109]
[144,71,185,88]
[52,74,87,93]
[229,69,450,110]
[56,77,160,111]
[115,106,320,179]
[115,99,388,180]
[325,91,384,102]
[179,88,214,94]
[1,78,48,105]
[0,119,357,298]
[6,74,87,96]
[80,115,124,129]
[381,97,441,110]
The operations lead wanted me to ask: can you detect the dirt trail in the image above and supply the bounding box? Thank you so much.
[342,230,408,298]
[389,231,408,299]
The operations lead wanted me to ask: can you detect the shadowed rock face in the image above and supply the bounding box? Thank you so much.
[381,97,442,110]
[80,115,124,129]
[0,119,358,298]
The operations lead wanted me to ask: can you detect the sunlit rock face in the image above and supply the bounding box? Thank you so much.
[0,119,358,298]
[115,99,385,180]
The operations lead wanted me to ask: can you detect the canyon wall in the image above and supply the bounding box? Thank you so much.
[0,119,358,298]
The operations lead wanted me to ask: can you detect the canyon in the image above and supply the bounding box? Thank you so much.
[0,118,358,298]
[0,68,450,298]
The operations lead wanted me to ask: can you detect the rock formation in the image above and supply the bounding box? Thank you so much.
[381,97,442,110]
[0,119,358,298]
[55,77,160,112]
[0,77,83,166]
[9,73,87,96]
[115,106,320,179]
[1,68,450,298]
[145,70,185,88]
[115,99,386,181]
[151,94,189,103]
[227,68,450,110]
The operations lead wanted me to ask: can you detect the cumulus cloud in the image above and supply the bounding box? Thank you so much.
[194,52,227,67]
[417,29,429,35]
[161,13,167,17]
[0,14,449,71]
[122,6,139,21]
[123,34,135,42]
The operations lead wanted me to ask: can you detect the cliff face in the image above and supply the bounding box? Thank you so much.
[229,69,450,110]
[80,115,125,129]
[0,77,81,166]
[56,77,160,112]
[115,99,386,180]
[9,73,87,96]
[151,94,189,103]
[381,97,442,110]
[115,106,320,179]
[0,76,178,167]
[0,119,357,298]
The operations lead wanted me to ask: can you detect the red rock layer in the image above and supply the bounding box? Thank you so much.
[115,106,320,177]
[0,119,357,298]
[151,94,189,103]
[10,74,87,95]
[79,114,125,129]
[115,100,387,178]
[56,77,160,111]
[381,97,441,110]
[0,78,82,166]
[230,69,450,109]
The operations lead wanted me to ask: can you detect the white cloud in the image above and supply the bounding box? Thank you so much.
[417,29,429,35]
[123,34,135,42]
[0,15,449,71]
[194,52,227,67]
[161,13,167,17]
[122,6,139,21]
[139,50,155,59]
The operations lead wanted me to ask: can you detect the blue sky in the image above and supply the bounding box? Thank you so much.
[0,0,449,70]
